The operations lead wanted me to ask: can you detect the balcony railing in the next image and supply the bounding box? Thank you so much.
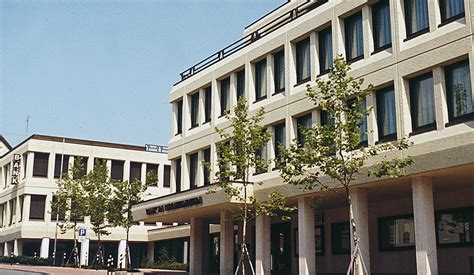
[145,144,169,153]
[175,0,328,85]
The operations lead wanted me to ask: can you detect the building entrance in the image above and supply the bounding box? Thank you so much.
[271,222,291,275]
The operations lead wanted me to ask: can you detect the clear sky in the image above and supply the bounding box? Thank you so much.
[0,0,285,147]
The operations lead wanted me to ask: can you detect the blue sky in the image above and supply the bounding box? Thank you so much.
[0,0,284,147]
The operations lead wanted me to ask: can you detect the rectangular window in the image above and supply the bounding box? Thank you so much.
[372,0,392,50]
[189,153,199,189]
[331,222,350,254]
[359,99,368,145]
[129,162,142,183]
[274,122,286,168]
[54,154,70,179]
[51,195,66,221]
[203,148,211,185]
[73,156,88,179]
[445,59,473,122]
[9,199,15,225]
[190,92,200,128]
[404,0,429,38]
[436,206,473,246]
[273,50,285,94]
[220,77,230,116]
[146,163,158,186]
[163,165,171,188]
[175,158,182,193]
[345,11,364,62]
[33,152,49,178]
[255,130,268,175]
[0,203,4,227]
[18,196,24,222]
[111,160,124,181]
[255,58,267,101]
[378,215,415,251]
[204,86,212,123]
[30,195,46,220]
[318,26,333,74]
[296,38,311,83]
[409,72,436,132]
[22,153,28,179]
[3,164,10,188]
[296,113,312,147]
[176,99,183,135]
[440,0,465,24]
[376,86,397,141]
[237,70,245,99]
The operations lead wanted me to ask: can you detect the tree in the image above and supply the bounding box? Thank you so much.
[279,56,413,275]
[108,175,147,270]
[212,97,295,275]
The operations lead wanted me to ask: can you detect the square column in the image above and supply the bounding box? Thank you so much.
[190,217,209,275]
[298,197,315,275]
[13,239,19,256]
[80,239,90,266]
[412,177,438,275]
[255,215,271,275]
[220,210,234,275]
[40,237,50,258]
[349,188,370,275]
[117,239,126,268]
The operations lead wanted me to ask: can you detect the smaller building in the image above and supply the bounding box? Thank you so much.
[0,134,171,268]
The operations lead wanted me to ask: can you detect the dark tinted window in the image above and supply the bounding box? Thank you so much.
[255,58,267,101]
[445,60,473,121]
[220,77,230,116]
[163,165,171,188]
[345,11,364,61]
[189,153,199,189]
[54,154,70,179]
[175,158,182,193]
[318,26,333,74]
[146,163,158,186]
[331,222,350,254]
[30,195,46,220]
[33,152,49,178]
[204,86,212,123]
[296,38,311,83]
[190,92,200,128]
[274,122,285,167]
[274,50,285,93]
[440,0,465,23]
[203,148,211,185]
[409,72,436,131]
[376,86,397,141]
[111,160,124,181]
[378,215,415,251]
[130,162,142,182]
[237,70,245,99]
[296,113,312,146]
[176,99,183,135]
[372,0,392,50]
[404,0,429,37]
[73,157,88,179]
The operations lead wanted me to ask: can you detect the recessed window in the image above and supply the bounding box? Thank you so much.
[372,0,392,51]
[404,0,429,38]
[175,99,183,135]
[190,92,200,129]
[51,195,66,221]
[220,77,230,116]
[378,215,415,251]
[175,158,182,193]
[318,26,333,74]
[111,160,124,181]
[254,130,268,175]
[73,156,88,179]
[54,154,70,179]
[273,50,285,94]
[130,162,142,183]
[376,86,397,141]
[358,99,368,145]
[203,148,211,185]
[189,153,199,189]
[237,70,245,100]
[255,58,267,101]
[30,195,46,220]
[296,113,312,147]
[440,0,465,24]
[436,206,473,246]
[274,122,286,168]
[33,152,49,178]
[163,165,171,188]
[345,11,364,62]
[146,163,158,186]
[204,86,212,123]
[331,222,350,255]
[320,110,334,127]
[445,59,473,123]
[409,72,436,132]
[296,38,311,84]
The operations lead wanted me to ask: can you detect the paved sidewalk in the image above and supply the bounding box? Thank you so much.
[0,264,184,275]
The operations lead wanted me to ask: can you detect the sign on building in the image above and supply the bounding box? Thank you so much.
[11,154,21,185]
[78,227,87,243]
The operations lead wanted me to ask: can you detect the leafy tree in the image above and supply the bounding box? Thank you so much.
[211,97,295,274]
[108,175,147,269]
[280,56,413,274]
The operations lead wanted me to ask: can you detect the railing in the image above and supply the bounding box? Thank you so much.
[145,144,169,153]
[175,0,328,85]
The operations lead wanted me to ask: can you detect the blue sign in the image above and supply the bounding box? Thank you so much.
[78,228,86,237]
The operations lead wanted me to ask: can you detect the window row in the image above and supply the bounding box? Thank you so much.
[0,153,170,188]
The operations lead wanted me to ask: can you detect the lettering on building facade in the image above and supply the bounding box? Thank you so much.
[146,196,203,215]
[11,154,21,185]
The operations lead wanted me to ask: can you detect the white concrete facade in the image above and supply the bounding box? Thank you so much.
[0,134,171,266]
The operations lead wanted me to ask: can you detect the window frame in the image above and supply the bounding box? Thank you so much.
[376,86,398,142]
[204,86,212,124]
[273,122,286,169]
[54,154,70,179]
[295,38,311,85]
[29,195,46,221]
[203,148,211,186]
[146,163,159,186]
[436,206,474,248]
[273,50,285,94]
[175,158,182,193]
[378,214,415,252]
[236,69,245,100]
[110,159,124,181]
[220,77,231,117]
[189,152,199,189]
[372,0,392,53]
[444,59,474,125]
[439,0,465,26]
[255,58,268,102]
[175,99,183,135]
[344,11,364,63]
[163,164,171,188]
[130,161,142,183]
[296,113,312,147]
[190,91,200,129]
[403,0,430,41]
[331,221,351,255]
[32,152,49,178]
[318,26,333,75]
[409,72,437,134]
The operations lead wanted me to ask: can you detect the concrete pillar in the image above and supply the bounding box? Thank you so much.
[350,188,370,275]
[190,217,209,275]
[13,239,19,256]
[23,195,31,222]
[147,242,154,262]
[255,215,271,275]
[412,177,438,275]
[3,242,8,256]
[298,197,315,275]
[220,210,234,275]
[183,240,188,264]
[117,239,127,268]
[80,239,90,266]
[40,237,50,258]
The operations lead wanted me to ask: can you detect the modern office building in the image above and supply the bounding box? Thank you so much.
[132,0,474,274]
[0,134,171,267]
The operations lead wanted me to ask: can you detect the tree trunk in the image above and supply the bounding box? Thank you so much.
[125,227,130,270]
[346,187,360,275]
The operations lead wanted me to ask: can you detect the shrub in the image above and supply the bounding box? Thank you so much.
[0,255,51,266]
